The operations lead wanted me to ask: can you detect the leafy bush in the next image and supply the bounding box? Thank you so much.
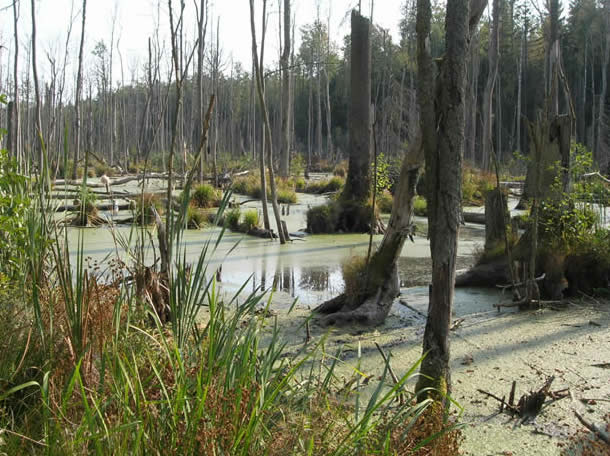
[225,207,241,231]
[293,176,306,191]
[186,206,206,229]
[341,255,367,301]
[333,160,348,177]
[303,176,345,194]
[306,202,340,233]
[413,196,427,216]
[134,192,163,225]
[462,167,495,206]
[241,209,260,232]
[290,153,305,177]
[377,191,393,213]
[191,183,220,208]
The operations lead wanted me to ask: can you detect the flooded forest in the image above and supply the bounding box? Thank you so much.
[0,0,609,454]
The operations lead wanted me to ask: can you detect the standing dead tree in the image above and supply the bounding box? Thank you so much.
[249,0,286,244]
[72,0,87,180]
[413,0,486,399]
[279,0,291,178]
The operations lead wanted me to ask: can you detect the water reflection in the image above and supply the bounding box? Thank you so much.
[248,262,344,304]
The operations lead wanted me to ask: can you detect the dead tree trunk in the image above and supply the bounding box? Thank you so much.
[414,0,486,400]
[339,10,372,231]
[249,0,286,244]
[315,136,424,325]
[72,0,87,180]
[279,0,291,178]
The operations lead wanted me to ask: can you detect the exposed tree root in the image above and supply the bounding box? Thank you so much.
[314,270,400,327]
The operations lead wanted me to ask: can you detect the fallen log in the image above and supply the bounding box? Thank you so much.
[463,211,486,224]
[55,201,132,213]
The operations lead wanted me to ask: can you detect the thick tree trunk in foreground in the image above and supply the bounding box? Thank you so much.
[414,0,483,400]
[340,10,372,230]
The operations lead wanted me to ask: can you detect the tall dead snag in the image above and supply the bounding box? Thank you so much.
[480,0,501,170]
[72,0,87,180]
[279,0,291,178]
[30,0,43,170]
[414,0,485,399]
[249,0,286,244]
[9,0,20,167]
[339,10,372,232]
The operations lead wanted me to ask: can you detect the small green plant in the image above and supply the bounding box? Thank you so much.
[290,152,305,176]
[134,192,163,225]
[306,202,340,233]
[225,207,241,231]
[191,183,220,208]
[186,206,206,229]
[377,190,393,213]
[413,195,427,216]
[241,209,260,232]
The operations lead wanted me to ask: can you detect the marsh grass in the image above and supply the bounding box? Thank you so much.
[0,144,461,455]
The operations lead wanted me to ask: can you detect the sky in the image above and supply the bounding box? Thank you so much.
[0,0,406,88]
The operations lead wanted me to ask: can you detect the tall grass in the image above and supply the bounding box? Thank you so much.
[0,136,461,454]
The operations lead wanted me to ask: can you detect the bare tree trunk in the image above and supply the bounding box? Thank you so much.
[279,0,291,177]
[516,22,524,154]
[414,0,485,399]
[341,11,372,208]
[315,137,423,325]
[597,0,610,168]
[10,0,21,168]
[324,5,333,161]
[30,0,43,171]
[249,0,286,244]
[72,0,87,179]
[481,0,501,170]
[256,1,271,231]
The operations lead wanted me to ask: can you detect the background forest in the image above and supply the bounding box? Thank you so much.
[1,0,609,177]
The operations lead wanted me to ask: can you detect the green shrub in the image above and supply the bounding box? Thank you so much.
[277,187,297,204]
[191,183,220,208]
[341,255,367,300]
[93,161,115,178]
[225,207,241,231]
[303,176,345,194]
[294,176,306,191]
[241,209,260,232]
[333,160,348,177]
[186,206,206,229]
[306,202,339,234]
[134,192,163,225]
[462,167,495,206]
[377,191,393,213]
[58,159,84,179]
[413,196,427,216]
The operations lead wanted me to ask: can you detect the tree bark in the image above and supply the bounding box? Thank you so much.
[279,0,291,178]
[10,0,21,168]
[249,0,286,244]
[72,0,87,180]
[480,0,501,170]
[30,0,43,171]
[414,0,482,400]
[315,136,423,325]
[339,10,372,231]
